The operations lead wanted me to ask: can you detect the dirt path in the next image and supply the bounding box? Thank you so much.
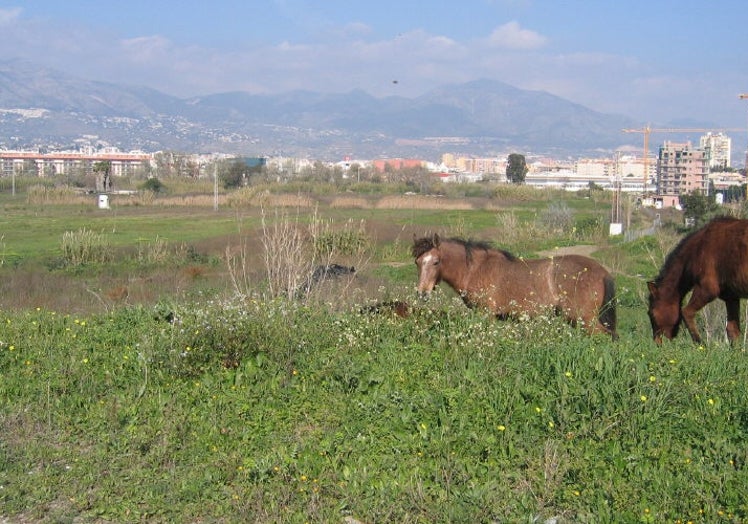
[538,245,599,258]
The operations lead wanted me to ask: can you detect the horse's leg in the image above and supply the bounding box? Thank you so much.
[724,297,741,343]
[681,286,715,343]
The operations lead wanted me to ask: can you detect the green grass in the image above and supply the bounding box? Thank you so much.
[0,204,246,261]
[1,298,747,523]
[2,183,746,522]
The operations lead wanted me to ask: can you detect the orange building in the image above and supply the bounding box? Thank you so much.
[372,158,424,172]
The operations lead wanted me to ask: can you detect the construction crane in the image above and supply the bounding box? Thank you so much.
[740,94,748,167]
[622,126,744,192]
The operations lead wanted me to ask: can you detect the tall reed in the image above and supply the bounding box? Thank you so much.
[60,228,111,266]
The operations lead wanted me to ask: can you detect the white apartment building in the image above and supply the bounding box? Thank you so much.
[0,150,151,178]
[699,132,731,169]
[440,153,506,175]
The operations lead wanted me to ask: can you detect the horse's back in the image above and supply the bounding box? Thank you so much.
[551,254,617,336]
[552,253,611,277]
[684,218,748,289]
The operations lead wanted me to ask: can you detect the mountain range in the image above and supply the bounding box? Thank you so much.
[0,59,642,160]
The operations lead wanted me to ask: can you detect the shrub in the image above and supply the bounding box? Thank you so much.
[538,202,574,234]
[312,219,369,258]
[141,177,165,193]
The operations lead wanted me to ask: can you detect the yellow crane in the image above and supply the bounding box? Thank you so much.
[740,95,748,167]
[622,126,744,191]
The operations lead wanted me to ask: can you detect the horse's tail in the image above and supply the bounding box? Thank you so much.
[599,274,618,341]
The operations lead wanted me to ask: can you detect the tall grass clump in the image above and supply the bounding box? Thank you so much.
[135,237,211,268]
[26,184,88,205]
[60,228,111,267]
[311,218,369,259]
[538,202,574,235]
[496,210,542,246]
[136,236,171,264]
[227,208,369,303]
[258,208,313,300]
[153,295,339,376]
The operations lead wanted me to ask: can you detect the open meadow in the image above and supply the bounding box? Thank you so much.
[2,180,748,523]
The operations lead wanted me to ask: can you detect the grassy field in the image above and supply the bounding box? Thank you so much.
[2,182,747,523]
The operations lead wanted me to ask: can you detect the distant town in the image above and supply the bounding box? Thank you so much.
[1,131,745,210]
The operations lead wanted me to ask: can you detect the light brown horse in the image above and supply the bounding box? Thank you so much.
[413,235,617,339]
[648,216,748,344]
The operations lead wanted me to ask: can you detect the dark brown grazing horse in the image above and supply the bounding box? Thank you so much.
[413,235,617,339]
[648,216,748,344]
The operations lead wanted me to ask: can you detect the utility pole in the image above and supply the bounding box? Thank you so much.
[213,162,218,211]
[740,94,748,170]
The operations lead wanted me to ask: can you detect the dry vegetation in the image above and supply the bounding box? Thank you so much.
[0,182,644,315]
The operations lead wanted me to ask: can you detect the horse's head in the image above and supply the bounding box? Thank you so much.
[413,234,442,299]
[647,281,681,343]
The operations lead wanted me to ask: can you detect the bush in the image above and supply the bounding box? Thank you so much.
[141,177,165,193]
[312,221,369,257]
[539,202,574,234]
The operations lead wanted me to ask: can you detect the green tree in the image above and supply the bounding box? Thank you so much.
[679,191,718,228]
[141,177,165,194]
[93,161,112,191]
[220,159,249,189]
[506,153,528,184]
[723,184,746,203]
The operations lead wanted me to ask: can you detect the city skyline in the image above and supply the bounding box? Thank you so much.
[1,1,747,130]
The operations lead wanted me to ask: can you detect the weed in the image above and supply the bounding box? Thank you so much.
[137,235,170,264]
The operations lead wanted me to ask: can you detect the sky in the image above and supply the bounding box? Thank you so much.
[1,0,748,130]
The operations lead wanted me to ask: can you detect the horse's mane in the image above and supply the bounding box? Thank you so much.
[412,236,517,262]
[653,216,735,285]
[412,237,438,259]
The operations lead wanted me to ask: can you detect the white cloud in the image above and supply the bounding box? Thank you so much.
[0,7,21,26]
[486,21,547,50]
[119,35,174,63]
[1,8,745,127]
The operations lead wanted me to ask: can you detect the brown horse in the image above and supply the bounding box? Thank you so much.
[413,235,617,339]
[648,216,748,344]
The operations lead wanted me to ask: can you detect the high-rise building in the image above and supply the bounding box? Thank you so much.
[699,132,731,169]
[656,141,708,198]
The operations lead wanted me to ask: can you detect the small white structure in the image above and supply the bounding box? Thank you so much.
[97,194,110,209]
[609,222,623,236]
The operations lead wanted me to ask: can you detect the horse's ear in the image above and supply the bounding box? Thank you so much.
[432,233,440,247]
[647,281,658,297]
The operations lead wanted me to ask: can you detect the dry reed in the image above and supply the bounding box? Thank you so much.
[329,196,371,208]
[26,186,91,205]
[375,195,474,210]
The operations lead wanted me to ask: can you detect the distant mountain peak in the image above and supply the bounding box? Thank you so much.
[0,60,641,158]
